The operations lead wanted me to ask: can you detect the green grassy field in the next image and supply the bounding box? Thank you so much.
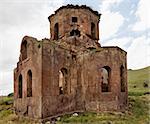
[128,66,150,96]
[0,66,149,124]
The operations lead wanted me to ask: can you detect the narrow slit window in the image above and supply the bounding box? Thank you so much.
[120,65,125,92]
[21,40,27,60]
[27,70,32,97]
[54,23,59,40]
[18,74,23,98]
[91,22,96,39]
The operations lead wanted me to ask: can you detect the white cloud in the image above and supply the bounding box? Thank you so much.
[0,71,13,95]
[127,36,150,69]
[132,0,150,31]
[101,37,133,51]
[100,11,124,40]
[0,0,64,95]
[99,0,124,40]
[100,0,123,12]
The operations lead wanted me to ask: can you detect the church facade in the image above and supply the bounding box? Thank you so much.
[14,5,128,120]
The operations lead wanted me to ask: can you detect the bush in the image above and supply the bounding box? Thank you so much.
[143,81,149,88]
[8,93,14,97]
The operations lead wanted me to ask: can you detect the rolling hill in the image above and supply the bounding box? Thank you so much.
[128,66,150,96]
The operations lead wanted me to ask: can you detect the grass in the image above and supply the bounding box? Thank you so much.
[128,66,150,96]
[0,96,13,105]
[57,95,150,124]
[0,96,39,124]
[0,66,149,124]
[128,66,150,84]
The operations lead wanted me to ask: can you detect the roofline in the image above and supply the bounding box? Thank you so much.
[102,46,127,54]
[48,4,101,20]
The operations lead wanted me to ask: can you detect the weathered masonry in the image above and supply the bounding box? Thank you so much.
[14,5,128,120]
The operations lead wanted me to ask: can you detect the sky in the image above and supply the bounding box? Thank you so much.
[0,0,150,95]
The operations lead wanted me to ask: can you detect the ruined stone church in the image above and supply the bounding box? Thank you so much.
[14,5,128,120]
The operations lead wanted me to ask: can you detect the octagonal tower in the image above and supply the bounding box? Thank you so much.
[48,5,101,41]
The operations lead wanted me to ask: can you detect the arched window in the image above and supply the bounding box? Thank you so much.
[21,40,27,60]
[59,68,68,95]
[101,66,111,92]
[18,74,23,98]
[70,29,80,37]
[120,65,125,92]
[27,70,32,97]
[54,23,59,40]
[91,22,96,39]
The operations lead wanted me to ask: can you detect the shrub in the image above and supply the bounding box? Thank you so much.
[8,93,14,97]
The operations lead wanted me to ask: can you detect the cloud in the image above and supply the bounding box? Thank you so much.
[99,0,125,41]
[99,11,124,41]
[0,0,64,95]
[100,0,123,12]
[0,71,12,95]
[101,37,133,51]
[132,0,150,31]
[127,35,150,69]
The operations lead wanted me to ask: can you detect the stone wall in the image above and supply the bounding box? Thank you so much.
[14,36,42,118]
[41,40,81,118]
[40,40,128,118]
[78,47,127,111]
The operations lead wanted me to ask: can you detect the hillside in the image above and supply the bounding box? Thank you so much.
[128,66,150,83]
[128,66,150,96]
[0,66,149,124]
